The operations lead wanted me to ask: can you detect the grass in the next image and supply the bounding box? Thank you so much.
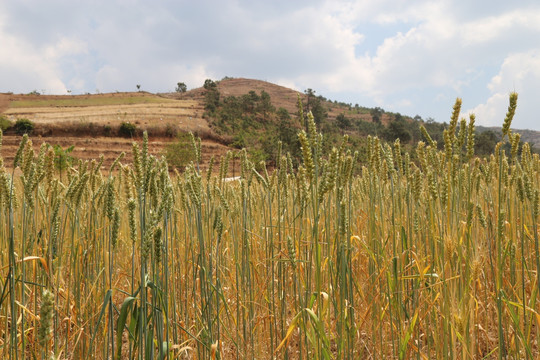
[8,95,177,109]
[0,93,539,359]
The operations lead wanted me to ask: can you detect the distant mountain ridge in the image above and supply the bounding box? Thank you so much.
[476,125,540,149]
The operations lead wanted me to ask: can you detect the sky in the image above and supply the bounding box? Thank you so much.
[1,1,540,130]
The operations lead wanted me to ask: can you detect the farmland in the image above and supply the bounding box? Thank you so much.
[0,91,227,172]
[0,93,539,359]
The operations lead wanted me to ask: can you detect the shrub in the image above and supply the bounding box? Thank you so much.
[231,133,246,149]
[336,113,351,129]
[165,123,178,138]
[0,115,12,131]
[14,118,35,135]
[52,144,75,180]
[163,132,195,170]
[119,122,137,137]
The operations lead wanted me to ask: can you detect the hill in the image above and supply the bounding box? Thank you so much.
[477,125,540,149]
[1,78,539,171]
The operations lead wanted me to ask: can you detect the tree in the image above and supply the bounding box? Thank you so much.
[276,107,300,161]
[475,130,498,155]
[53,144,75,180]
[370,107,384,124]
[204,88,220,113]
[383,118,411,143]
[356,118,383,136]
[241,91,259,113]
[203,79,217,90]
[176,82,187,93]
[310,96,327,127]
[304,88,316,113]
[136,84,141,91]
[257,91,274,120]
[203,79,220,113]
[336,113,351,130]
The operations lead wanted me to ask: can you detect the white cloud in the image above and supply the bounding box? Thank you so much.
[0,28,67,93]
[467,50,540,129]
[0,10,89,94]
[1,0,540,129]
[44,37,88,60]
[291,1,540,127]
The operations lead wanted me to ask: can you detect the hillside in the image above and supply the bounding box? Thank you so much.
[1,78,539,171]
[0,91,225,170]
[477,125,540,149]
[167,78,391,124]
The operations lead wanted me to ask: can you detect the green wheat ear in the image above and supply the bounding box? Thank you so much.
[449,97,462,134]
[466,114,475,161]
[13,133,29,168]
[502,92,518,139]
[38,289,55,351]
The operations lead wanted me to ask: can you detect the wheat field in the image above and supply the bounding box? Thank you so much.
[1,94,539,359]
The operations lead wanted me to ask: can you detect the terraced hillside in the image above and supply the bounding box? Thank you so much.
[0,91,220,170]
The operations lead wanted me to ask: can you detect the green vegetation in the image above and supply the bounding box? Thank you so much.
[203,80,297,164]
[203,79,220,113]
[52,144,75,180]
[0,115,11,131]
[203,79,461,166]
[303,88,328,127]
[14,118,35,135]
[162,131,196,169]
[382,113,412,142]
[176,82,187,93]
[119,121,137,137]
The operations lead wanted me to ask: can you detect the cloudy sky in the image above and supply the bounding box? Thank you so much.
[1,1,540,130]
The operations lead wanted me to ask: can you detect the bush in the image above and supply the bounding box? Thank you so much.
[165,123,178,138]
[382,118,411,143]
[336,113,351,129]
[119,122,137,137]
[53,144,75,179]
[163,132,195,170]
[14,118,35,135]
[0,116,12,131]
